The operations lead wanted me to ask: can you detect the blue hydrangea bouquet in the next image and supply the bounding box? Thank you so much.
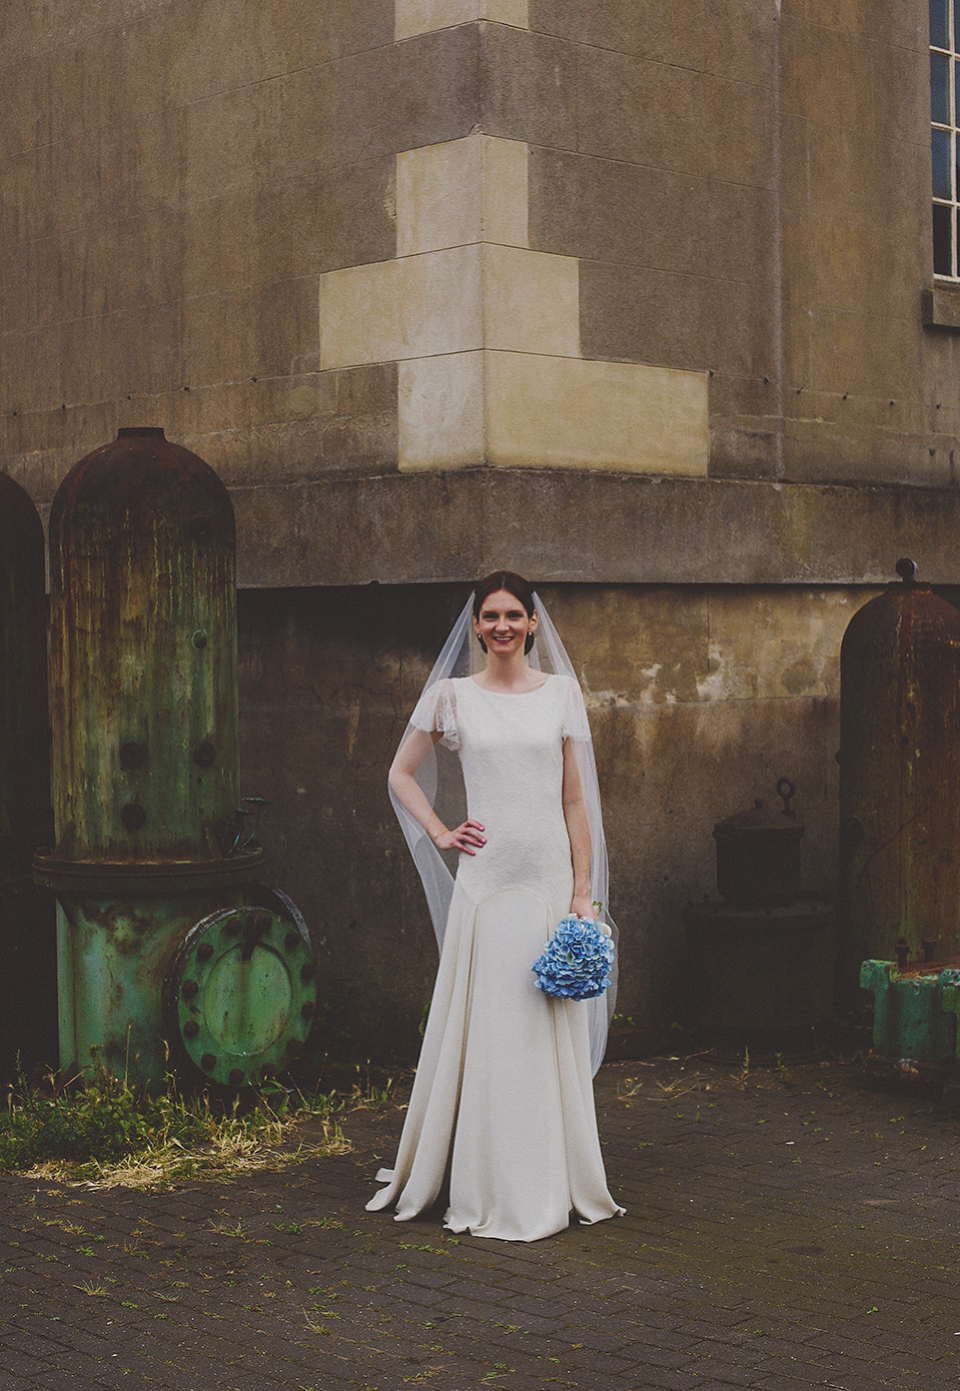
[532,915,615,1001]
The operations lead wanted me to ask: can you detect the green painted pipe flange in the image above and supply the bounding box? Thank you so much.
[165,904,317,1088]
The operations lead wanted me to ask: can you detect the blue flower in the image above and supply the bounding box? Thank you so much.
[532,915,614,1001]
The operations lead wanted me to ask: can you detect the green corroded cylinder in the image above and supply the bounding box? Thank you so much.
[34,428,271,1088]
[46,427,239,861]
[840,561,960,993]
[55,891,240,1086]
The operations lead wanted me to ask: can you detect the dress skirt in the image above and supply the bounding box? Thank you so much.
[366,884,623,1241]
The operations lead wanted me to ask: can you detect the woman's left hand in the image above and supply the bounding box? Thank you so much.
[570,893,594,920]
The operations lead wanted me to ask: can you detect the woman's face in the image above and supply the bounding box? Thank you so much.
[473,588,538,656]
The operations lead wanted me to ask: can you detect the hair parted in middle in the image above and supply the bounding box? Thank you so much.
[472,570,538,655]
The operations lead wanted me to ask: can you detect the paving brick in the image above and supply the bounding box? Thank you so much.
[689,1369,763,1389]
[623,1364,699,1389]
[627,1345,695,1372]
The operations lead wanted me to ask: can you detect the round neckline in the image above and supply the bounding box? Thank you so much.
[468,674,552,697]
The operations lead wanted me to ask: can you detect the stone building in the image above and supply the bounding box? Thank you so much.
[3,0,960,1057]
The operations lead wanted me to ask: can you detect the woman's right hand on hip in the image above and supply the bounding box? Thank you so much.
[433,820,486,855]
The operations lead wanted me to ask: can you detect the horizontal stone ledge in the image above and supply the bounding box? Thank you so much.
[231,468,960,589]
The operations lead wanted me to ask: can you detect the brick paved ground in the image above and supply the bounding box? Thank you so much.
[0,1054,957,1390]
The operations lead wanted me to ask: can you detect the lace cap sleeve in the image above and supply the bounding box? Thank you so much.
[562,676,591,742]
[410,678,460,750]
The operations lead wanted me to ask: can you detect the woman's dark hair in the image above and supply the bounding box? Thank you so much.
[472,571,537,654]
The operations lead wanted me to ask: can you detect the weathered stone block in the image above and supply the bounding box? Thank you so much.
[106,304,180,399]
[253,277,319,380]
[541,584,709,705]
[0,52,49,161]
[530,148,775,288]
[181,287,257,387]
[0,321,57,414]
[397,0,529,38]
[182,85,262,203]
[580,260,776,382]
[708,427,780,482]
[484,351,708,474]
[530,148,706,273]
[0,242,33,332]
[316,25,481,168]
[57,316,108,405]
[868,37,928,153]
[110,214,185,315]
[398,352,485,469]
[789,0,921,47]
[269,65,357,185]
[320,246,482,367]
[807,305,921,400]
[183,193,255,298]
[4,144,57,243]
[152,0,393,107]
[531,0,773,87]
[480,24,578,148]
[782,20,862,129]
[575,44,771,188]
[314,158,398,273]
[397,135,528,256]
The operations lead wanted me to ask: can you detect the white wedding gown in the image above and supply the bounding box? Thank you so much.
[367,674,623,1242]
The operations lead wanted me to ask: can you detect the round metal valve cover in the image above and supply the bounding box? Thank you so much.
[166,904,317,1088]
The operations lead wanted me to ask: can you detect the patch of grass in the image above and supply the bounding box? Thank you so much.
[208,1219,245,1237]
[0,1054,350,1189]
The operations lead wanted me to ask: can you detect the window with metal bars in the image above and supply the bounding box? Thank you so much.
[932,0,960,277]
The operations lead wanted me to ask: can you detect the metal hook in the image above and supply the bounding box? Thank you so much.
[238,796,271,849]
[776,777,795,816]
[218,797,272,856]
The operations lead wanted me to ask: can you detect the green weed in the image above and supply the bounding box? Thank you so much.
[0,1052,349,1187]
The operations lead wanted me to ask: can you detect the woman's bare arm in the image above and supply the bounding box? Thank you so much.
[562,738,593,916]
[389,728,486,855]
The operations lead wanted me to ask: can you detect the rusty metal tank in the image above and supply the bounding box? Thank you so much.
[43,427,241,866]
[34,429,315,1090]
[0,472,56,1073]
[839,558,960,989]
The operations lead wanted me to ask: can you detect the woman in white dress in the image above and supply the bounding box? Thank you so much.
[367,572,623,1242]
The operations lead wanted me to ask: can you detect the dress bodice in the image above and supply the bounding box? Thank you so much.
[450,675,573,905]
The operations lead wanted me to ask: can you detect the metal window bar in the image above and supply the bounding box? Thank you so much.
[932,0,960,279]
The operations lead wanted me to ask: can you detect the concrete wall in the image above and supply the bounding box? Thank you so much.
[237,581,871,1058]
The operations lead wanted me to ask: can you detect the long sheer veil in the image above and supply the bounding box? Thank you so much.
[390,592,618,1075]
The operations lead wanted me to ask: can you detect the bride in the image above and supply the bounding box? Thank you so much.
[367,571,623,1242]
